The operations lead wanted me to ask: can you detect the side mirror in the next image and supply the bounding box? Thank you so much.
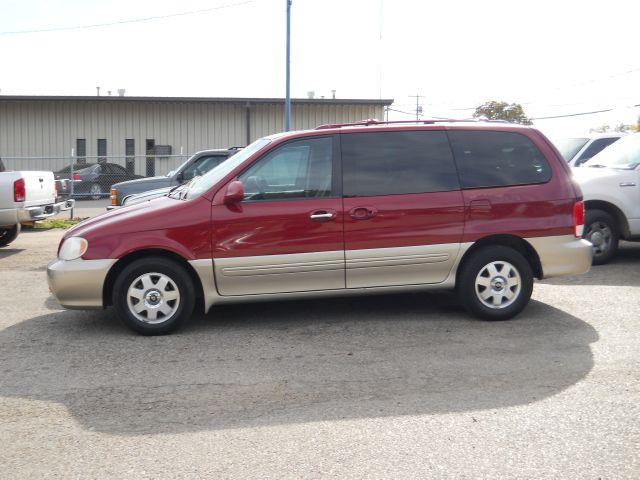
[223,180,244,205]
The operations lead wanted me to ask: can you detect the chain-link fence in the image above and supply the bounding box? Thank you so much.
[3,154,192,200]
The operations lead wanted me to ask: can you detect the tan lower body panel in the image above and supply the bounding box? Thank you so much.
[213,250,345,296]
[525,235,592,278]
[47,258,116,309]
[345,243,461,288]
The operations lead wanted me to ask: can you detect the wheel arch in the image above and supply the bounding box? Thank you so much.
[457,234,543,282]
[584,200,630,239]
[103,248,205,312]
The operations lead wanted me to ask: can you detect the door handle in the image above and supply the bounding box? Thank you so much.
[619,182,636,187]
[309,210,337,222]
[349,206,378,220]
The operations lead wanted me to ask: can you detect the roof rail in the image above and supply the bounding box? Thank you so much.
[314,118,512,130]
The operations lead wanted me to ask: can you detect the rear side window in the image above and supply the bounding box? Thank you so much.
[448,131,552,189]
[341,131,459,197]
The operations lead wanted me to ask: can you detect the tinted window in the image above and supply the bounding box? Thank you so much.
[239,137,333,201]
[341,131,459,197]
[112,164,128,174]
[182,155,226,181]
[448,131,551,188]
[575,137,619,165]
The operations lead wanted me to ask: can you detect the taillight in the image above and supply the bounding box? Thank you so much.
[54,181,58,196]
[72,173,81,181]
[14,178,26,202]
[573,201,585,238]
[110,188,117,206]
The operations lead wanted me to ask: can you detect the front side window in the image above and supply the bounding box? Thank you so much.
[239,137,333,201]
[448,131,552,189]
[341,130,460,197]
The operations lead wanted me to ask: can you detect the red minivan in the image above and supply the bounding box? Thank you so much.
[48,120,592,335]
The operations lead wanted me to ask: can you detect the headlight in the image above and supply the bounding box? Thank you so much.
[58,237,88,260]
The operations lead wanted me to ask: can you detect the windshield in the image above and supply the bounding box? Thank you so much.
[168,155,197,177]
[553,138,588,161]
[184,138,271,199]
[583,133,640,170]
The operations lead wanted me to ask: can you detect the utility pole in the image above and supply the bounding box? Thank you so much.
[409,93,423,120]
[284,0,292,131]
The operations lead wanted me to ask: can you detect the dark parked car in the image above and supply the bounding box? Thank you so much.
[109,148,240,207]
[55,163,142,200]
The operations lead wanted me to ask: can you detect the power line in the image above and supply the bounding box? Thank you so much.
[0,0,255,36]
[530,108,616,120]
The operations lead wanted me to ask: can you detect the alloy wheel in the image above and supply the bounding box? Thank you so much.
[126,272,181,324]
[474,261,522,309]
[585,221,612,257]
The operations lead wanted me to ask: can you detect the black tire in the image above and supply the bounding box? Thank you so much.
[0,224,20,247]
[583,209,619,265]
[89,183,103,200]
[457,246,534,321]
[112,256,195,335]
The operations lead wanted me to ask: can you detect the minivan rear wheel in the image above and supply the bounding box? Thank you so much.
[458,246,533,321]
[113,256,195,335]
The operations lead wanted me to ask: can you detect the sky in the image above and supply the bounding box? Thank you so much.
[1,0,639,137]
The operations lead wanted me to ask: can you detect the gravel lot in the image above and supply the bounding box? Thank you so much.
[0,229,639,478]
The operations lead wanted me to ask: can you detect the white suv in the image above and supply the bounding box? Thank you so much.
[574,133,640,264]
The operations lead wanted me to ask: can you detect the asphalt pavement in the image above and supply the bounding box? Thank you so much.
[0,229,638,478]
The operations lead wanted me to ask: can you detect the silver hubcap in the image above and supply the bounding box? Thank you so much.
[475,261,521,309]
[126,272,180,324]
[90,184,101,194]
[586,221,612,256]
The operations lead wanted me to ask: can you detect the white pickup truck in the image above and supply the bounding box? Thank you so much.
[0,171,74,247]
[573,132,640,264]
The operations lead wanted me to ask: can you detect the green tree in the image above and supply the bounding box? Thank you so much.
[473,101,532,125]
[590,124,611,133]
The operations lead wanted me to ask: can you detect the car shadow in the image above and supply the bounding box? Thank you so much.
[541,241,640,286]
[0,248,24,259]
[0,293,597,436]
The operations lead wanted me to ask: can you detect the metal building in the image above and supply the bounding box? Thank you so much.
[0,95,392,168]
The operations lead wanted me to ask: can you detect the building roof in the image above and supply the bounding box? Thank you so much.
[0,95,393,106]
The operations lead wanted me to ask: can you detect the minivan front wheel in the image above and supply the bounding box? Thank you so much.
[458,246,533,321]
[113,256,195,335]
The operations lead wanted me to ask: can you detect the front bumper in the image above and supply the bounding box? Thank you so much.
[19,199,75,223]
[527,235,593,279]
[47,258,116,309]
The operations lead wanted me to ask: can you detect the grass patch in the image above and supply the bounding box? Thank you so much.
[35,218,86,230]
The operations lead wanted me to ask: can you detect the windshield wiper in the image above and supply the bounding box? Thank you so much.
[178,176,201,200]
[587,164,607,168]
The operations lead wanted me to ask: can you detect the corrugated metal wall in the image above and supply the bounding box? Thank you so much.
[0,100,385,158]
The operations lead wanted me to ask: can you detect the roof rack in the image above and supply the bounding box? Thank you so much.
[314,118,512,130]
